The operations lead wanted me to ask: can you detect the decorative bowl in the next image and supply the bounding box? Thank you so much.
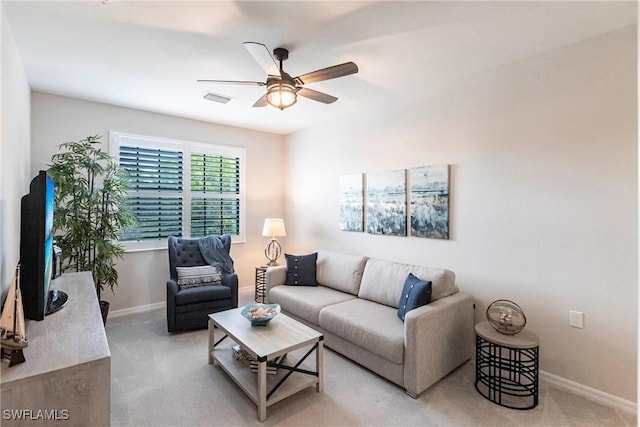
[241,303,281,326]
[486,299,526,335]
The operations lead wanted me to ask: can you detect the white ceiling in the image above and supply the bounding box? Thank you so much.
[3,1,636,135]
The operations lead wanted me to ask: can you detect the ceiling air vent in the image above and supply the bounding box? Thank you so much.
[203,92,232,104]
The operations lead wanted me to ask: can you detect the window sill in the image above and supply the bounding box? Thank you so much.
[122,238,245,253]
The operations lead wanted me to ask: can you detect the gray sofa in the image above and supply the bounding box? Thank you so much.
[265,250,474,397]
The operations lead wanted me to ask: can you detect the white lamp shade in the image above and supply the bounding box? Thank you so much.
[262,218,286,237]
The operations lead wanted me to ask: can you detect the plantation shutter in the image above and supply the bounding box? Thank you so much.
[119,145,183,240]
[190,153,240,237]
[112,131,245,247]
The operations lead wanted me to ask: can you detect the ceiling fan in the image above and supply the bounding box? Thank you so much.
[198,42,359,110]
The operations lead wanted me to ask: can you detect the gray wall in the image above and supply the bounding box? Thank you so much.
[0,7,31,302]
[284,27,637,402]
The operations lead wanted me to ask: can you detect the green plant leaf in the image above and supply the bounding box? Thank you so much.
[48,135,137,299]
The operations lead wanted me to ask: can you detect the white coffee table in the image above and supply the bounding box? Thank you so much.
[208,308,324,421]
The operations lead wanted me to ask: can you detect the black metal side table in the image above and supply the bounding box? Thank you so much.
[254,266,268,303]
[475,321,539,410]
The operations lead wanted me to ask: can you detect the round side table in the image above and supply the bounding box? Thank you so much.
[474,321,539,410]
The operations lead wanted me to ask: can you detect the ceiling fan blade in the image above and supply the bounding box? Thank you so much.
[197,79,265,86]
[243,42,281,77]
[297,87,338,104]
[295,62,358,84]
[252,94,268,107]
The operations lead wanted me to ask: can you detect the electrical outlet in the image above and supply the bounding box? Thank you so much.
[569,310,584,329]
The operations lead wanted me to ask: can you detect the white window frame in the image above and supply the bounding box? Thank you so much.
[110,131,246,252]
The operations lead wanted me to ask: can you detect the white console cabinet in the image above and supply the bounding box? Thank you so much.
[1,272,110,426]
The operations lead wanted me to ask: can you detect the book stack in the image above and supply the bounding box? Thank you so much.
[249,360,279,375]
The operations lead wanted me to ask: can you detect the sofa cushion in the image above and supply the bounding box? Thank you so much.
[319,299,404,364]
[269,285,357,325]
[176,266,222,289]
[285,252,318,286]
[316,250,368,295]
[175,284,231,305]
[397,273,432,321]
[358,259,457,308]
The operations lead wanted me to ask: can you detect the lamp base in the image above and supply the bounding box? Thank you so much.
[264,239,282,266]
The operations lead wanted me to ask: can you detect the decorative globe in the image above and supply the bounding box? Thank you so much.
[486,300,526,335]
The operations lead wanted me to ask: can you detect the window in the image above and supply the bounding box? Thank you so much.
[190,153,241,237]
[110,132,245,250]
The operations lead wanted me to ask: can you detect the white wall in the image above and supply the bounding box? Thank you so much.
[30,92,285,311]
[284,27,637,402]
[0,6,31,301]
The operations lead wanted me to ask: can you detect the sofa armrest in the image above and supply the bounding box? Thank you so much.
[403,292,474,397]
[222,273,239,308]
[265,266,287,303]
[166,279,179,332]
[167,279,179,297]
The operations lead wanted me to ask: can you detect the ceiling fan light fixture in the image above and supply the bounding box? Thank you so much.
[266,82,297,110]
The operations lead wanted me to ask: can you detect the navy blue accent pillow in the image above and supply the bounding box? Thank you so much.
[397,273,432,321]
[285,252,318,286]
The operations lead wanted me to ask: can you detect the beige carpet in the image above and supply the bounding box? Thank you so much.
[106,287,635,426]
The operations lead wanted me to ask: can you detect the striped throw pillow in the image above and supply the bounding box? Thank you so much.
[176,266,222,289]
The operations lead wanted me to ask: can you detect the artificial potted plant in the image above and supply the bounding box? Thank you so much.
[48,135,135,324]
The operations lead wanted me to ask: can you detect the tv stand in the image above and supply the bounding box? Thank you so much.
[45,289,68,315]
[1,272,110,426]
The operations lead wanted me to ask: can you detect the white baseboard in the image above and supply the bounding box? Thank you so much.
[540,370,637,415]
[108,301,165,319]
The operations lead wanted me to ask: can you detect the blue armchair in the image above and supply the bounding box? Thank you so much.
[167,235,238,332]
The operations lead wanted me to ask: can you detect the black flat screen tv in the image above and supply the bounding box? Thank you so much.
[20,171,67,321]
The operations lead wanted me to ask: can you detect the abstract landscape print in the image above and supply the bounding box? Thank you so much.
[410,164,450,239]
[367,170,406,236]
[339,173,364,232]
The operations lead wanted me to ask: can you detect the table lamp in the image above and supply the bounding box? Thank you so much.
[262,218,286,266]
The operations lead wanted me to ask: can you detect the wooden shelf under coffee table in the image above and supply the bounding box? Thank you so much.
[208,308,324,422]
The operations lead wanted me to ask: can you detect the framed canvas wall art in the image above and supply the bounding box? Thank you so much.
[366,169,406,236]
[339,173,364,232]
[410,164,450,239]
